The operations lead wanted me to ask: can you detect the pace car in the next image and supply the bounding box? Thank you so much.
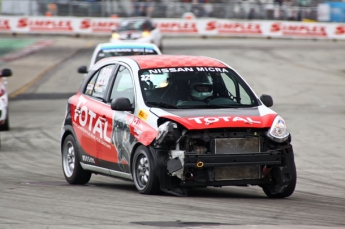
[61,55,296,198]
[110,17,163,51]
[0,68,12,131]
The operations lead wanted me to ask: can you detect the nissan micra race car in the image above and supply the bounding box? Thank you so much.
[61,55,296,198]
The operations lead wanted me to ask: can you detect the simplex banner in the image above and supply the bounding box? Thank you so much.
[0,16,344,39]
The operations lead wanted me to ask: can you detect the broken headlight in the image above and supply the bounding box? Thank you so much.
[267,115,289,143]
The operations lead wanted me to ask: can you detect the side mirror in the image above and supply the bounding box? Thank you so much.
[78,66,88,74]
[260,94,273,107]
[0,68,12,77]
[111,97,134,112]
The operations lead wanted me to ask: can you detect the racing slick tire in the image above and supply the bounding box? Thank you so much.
[132,145,160,195]
[62,135,91,185]
[0,108,10,131]
[262,162,297,198]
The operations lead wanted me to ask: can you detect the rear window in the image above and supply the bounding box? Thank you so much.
[95,48,158,63]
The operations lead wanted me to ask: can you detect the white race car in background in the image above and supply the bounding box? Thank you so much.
[78,42,162,74]
[110,17,163,51]
[0,68,12,131]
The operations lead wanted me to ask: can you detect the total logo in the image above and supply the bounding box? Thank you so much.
[188,116,261,125]
[74,96,111,143]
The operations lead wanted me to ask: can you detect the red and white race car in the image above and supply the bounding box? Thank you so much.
[61,55,296,198]
[0,68,12,131]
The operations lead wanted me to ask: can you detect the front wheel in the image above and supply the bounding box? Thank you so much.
[62,135,91,185]
[132,146,160,194]
[262,163,297,198]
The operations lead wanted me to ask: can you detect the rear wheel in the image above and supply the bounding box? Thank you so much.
[132,145,160,194]
[62,135,91,184]
[262,163,297,198]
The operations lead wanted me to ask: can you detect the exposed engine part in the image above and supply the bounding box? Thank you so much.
[155,121,178,145]
[262,165,272,178]
[167,150,185,179]
[166,157,182,174]
[175,129,187,150]
[159,126,290,185]
[193,145,207,154]
[185,171,194,181]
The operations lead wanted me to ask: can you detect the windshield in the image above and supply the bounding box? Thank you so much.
[95,48,158,63]
[118,19,148,32]
[139,67,259,109]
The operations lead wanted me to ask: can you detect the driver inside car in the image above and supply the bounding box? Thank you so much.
[188,75,214,101]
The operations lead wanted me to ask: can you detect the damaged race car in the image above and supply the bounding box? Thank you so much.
[61,55,296,198]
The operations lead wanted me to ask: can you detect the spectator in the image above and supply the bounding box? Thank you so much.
[130,0,143,16]
[204,0,214,17]
[191,0,206,17]
[144,0,155,17]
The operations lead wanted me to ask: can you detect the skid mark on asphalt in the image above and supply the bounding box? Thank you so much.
[10,92,74,101]
[0,40,54,63]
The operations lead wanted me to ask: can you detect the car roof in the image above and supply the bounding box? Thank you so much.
[98,42,158,50]
[126,55,227,69]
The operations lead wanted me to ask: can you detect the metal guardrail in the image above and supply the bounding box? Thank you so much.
[0,0,322,21]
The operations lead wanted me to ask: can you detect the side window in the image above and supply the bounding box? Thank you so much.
[221,73,237,102]
[110,66,134,104]
[221,73,253,105]
[239,85,251,105]
[85,72,99,96]
[84,64,115,99]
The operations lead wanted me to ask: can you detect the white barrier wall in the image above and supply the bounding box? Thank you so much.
[1,16,345,39]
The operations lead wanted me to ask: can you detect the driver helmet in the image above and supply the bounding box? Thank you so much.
[188,75,213,100]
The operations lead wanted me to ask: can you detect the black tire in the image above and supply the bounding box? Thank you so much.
[62,135,91,185]
[262,163,297,198]
[0,108,10,131]
[132,145,160,194]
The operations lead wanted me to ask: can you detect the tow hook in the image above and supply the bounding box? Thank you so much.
[196,161,204,168]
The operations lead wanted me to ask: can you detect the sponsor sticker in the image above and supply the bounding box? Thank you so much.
[147,67,229,74]
[138,109,149,121]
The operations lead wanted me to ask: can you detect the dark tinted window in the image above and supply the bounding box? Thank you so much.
[118,19,147,32]
[95,48,158,63]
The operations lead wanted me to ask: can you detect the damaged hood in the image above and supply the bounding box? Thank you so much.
[150,106,277,130]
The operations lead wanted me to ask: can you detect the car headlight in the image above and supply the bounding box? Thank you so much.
[142,31,150,38]
[266,115,290,143]
[111,33,120,40]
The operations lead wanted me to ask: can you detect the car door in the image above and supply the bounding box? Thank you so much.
[72,64,116,167]
[98,64,135,175]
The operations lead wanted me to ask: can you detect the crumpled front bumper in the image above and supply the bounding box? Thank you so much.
[158,145,294,189]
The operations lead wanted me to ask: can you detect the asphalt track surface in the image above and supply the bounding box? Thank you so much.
[0,36,345,229]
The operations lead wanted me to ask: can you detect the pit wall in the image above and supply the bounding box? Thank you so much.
[1,16,345,40]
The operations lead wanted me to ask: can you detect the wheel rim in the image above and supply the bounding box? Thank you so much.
[135,153,150,189]
[63,141,75,178]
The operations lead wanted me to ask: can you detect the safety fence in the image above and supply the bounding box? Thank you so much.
[0,16,344,39]
[0,0,335,22]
